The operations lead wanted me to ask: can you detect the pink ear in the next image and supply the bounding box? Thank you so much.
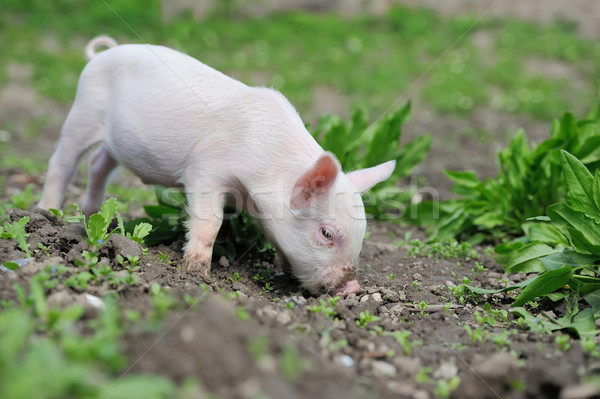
[290,152,340,209]
[347,160,396,194]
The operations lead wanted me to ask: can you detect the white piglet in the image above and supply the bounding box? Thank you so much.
[39,36,396,296]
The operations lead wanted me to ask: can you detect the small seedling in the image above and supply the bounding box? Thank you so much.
[385,330,421,356]
[228,272,242,283]
[150,283,176,320]
[581,336,600,358]
[307,299,338,320]
[48,208,64,219]
[280,344,309,382]
[36,242,52,257]
[412,280,422,292]
[1,216,31,256]
[435,376,461,399]
[356,310,380,328]
[386,273,397,281]
[416,301,429,316]
[555,334,571,352]
[10,184,38,210]
[66,198,121,250]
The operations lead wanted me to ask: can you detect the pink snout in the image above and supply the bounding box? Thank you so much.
[334,279,361,296]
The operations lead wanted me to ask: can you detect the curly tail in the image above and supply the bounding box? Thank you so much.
[85,36,118,61]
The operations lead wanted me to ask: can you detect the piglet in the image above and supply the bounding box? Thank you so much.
[39,36,396,296]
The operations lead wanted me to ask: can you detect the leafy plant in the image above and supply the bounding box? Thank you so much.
[414,109,600,243]
[464,152,600,336]
[356,310,381,328]
[1,216,32,257]
[66,198,122,250]
[307,298,338,321]
[312,103,430,219]
[384,330,421,356]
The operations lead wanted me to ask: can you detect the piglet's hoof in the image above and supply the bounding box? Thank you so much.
[182,255,211,278]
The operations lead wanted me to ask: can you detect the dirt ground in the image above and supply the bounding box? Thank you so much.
[0,178,598,398]
[2,3,600,399]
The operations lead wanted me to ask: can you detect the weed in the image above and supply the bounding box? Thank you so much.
[356,310,381,328]
[1,216,31,257]
[280,344,309,382]
[581,336,600,358]
[157,251,172,265]
[235,307,251,321]
[435,376,461,399]
[384,330,422,356]
[412,280,422,292]
[463,325,487,345]
[307,299,338,321]
[386,273,397,281]
[228,272,242,283]
[150,283,176,320]
[9,184,38,210]
[555,334,571,352]
[35,242,51,257]
[66,198,121,250]
[407,238,478,260]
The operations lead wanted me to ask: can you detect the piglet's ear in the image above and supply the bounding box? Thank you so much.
[290,152,340,210]
[347,160,396,195]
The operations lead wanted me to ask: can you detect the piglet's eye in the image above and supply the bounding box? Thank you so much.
[321,228,333,239]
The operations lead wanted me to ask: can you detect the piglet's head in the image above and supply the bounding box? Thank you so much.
[273,152,395,296]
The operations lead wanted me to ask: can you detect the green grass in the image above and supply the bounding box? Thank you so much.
[1,2,598,127]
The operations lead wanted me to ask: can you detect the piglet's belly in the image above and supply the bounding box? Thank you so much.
[104,143,186,188]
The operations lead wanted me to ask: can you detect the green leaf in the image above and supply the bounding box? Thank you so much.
[473,211,504,229]
[512,266,573,307]
[547,202,600,254]
[2,261,19,271]
[87,214,107,245]
[99,197,118,230]
[102,374,175,399]
[593,170,600,210]
[583,288,600,309]
[444,170,481,189]
[525,222,569,246]
[577,137,600,163]
[464,276,534,295]
[538,249,598,271]
[394,135,431,177]
[505,242,560,273]
[560,150,600,220]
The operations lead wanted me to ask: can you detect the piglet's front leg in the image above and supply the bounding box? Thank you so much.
[182,190,225,277]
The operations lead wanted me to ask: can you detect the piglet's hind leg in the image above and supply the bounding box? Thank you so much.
[182,190,225,277]
[39,104,105,211]
[82,146,118,215]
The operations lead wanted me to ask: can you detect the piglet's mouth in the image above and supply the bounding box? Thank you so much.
[333,279,361,296]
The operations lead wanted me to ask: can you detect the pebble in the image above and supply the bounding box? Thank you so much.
[560,384,598,399]
[366,286,378,294]
[180,325,195,343]
[340,355,354,368]
[288,295,307,307]
[372,360,397,377]
[380,287,402,302]
[371,293,383,303]
[257,306,278,319]
[218,256,230,268]
[360,294,371,303]
[433,359,457,379]
[84,294,105,309]
[276,311,291,325]
[342,293,358,307]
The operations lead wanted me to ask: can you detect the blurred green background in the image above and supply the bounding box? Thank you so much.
[1,0,599,198]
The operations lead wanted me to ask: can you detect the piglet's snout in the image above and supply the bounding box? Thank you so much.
[334,279,361,296]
